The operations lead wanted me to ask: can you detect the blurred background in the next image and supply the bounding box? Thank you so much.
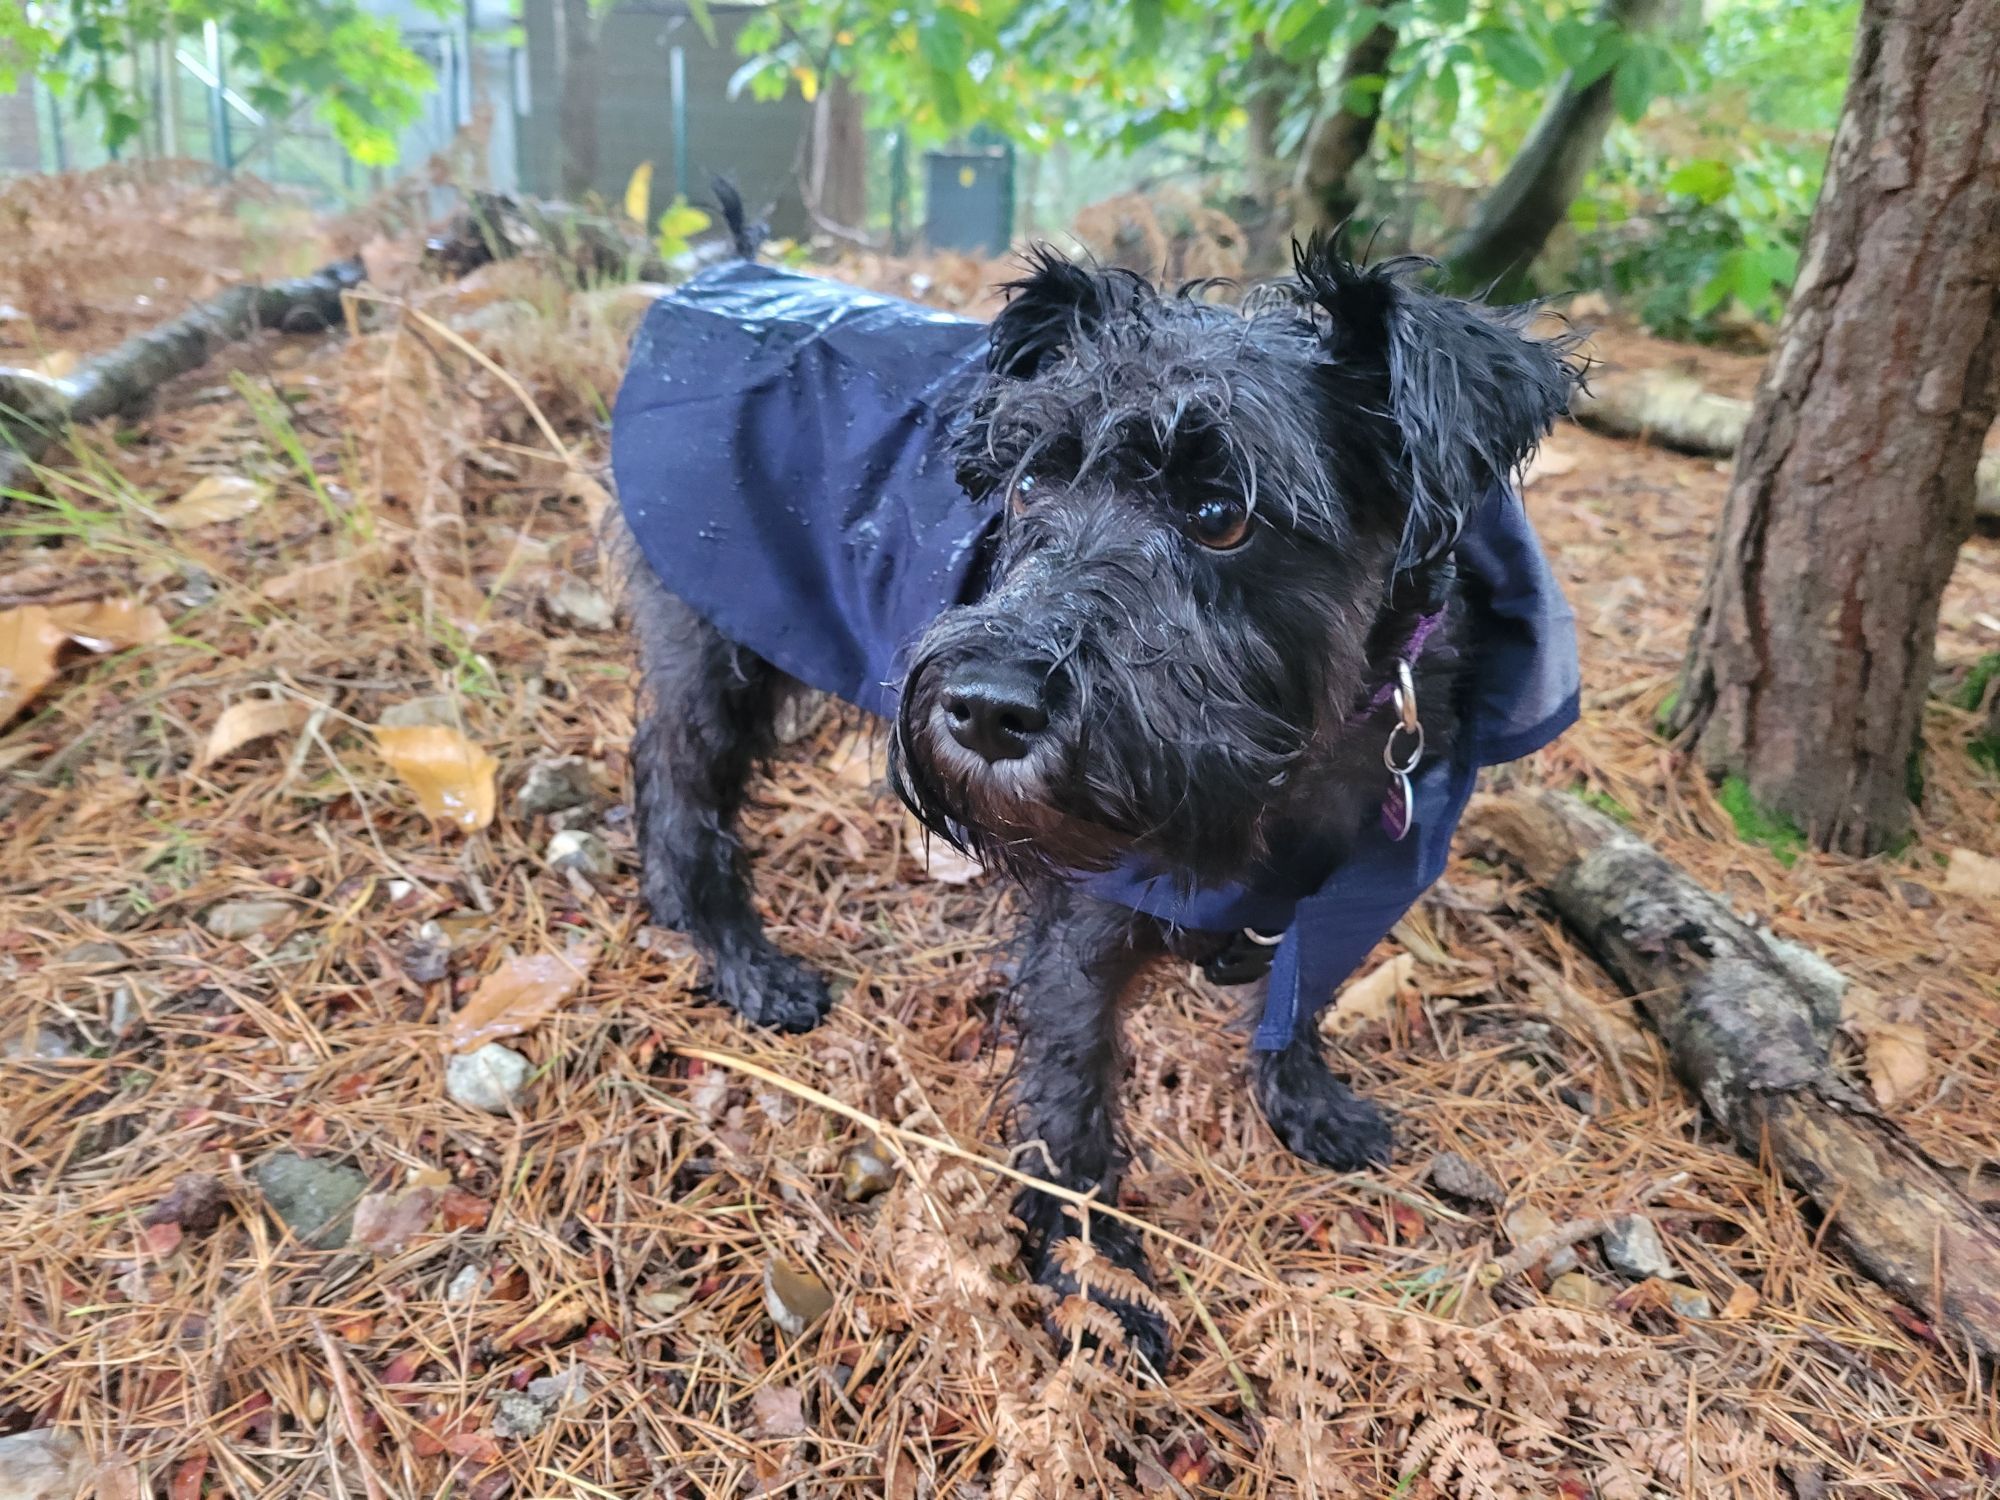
[1,0,1853,344]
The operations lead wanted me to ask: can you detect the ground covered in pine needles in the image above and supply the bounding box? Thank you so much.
[3,170,1999,1500]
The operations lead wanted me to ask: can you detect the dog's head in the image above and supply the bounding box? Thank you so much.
[892,239,1583,884]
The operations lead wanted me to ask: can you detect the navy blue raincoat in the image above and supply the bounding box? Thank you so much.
[612,263,1579,1050]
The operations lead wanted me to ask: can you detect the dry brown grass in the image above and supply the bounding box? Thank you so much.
[2,199,1998,1499]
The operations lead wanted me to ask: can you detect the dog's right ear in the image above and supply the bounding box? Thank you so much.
[988,249,1137,378]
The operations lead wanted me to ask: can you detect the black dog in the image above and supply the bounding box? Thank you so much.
[611,198,1582,1364]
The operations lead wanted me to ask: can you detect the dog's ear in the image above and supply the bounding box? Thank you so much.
[988,248,1142,378]
[1295,237,1584,568]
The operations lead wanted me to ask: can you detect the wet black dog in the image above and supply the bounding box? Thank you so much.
[615,213,1580,1365]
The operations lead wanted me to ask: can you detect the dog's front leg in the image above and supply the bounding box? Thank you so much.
[627,568,833,1033]
[1009,885,1170,1368]
[1252,1026,1393,1170]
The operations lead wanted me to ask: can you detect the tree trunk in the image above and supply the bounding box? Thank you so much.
[808,73,868,235]
[1240,39,1304,272]
[1290,19,1398,241]
[1443,0,1665,294]
[1670,0,2000,856]
[556,0,600,200]
[1469,791,2000,1360]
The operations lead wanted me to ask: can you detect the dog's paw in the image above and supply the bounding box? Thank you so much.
[1254,1044,1393,1171]
[1025,1217,1172,1372]
[712,948,835,1033]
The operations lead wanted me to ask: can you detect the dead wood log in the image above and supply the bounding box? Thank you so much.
[0,258,363,494]
[423,191,735,286]
[1467,788,2000,1358]
[1571,368,2000,519]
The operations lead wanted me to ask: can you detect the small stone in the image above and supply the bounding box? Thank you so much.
[838,1141,896,1203]
[1427,1151,1505,1206]
[526,1363,589,1414]
[1894,880,1934,910]
[1668,1286,1713,1319]
[109,977,160,1038]
[147,1172,229,1234]
[0,1427,88,1500]
[1601,1214,1681,1281]
[59,939,127,965]
[763,1258,834,1338]
[203,899,296,940]
[447,1264,483,1301]
[401,922,452,984]
[376,695,459,729]
[545,828,615,879]
[516,755,596,816]
[545,575,615,631]
[491,1389,549,1441]
[82,893,144,932]
[254,1152,368,1250]
[446,1043,531,1113]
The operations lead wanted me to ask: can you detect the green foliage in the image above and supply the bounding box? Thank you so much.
[656,197,714,262]
[1716,775,1806,867]
[1577,786,1633,825]
[1950,653,2000,712]
[5,0,450,165]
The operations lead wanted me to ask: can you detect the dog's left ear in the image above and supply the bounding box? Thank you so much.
[1296,238,1585,568]
[988,247,1145,379]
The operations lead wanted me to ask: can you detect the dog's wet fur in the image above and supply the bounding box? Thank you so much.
[621,206,1582,1366]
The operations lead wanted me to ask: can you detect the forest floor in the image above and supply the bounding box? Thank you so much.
[3,168,1999,1500]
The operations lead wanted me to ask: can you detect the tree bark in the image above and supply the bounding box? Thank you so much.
[1669,0,2000,855]
[0,260,364,494]
[556,0,601,200]
[808,73,868,235]
[1444,0,1665,294]
[1469,791,2000,1360]
[1290,19,1398,241]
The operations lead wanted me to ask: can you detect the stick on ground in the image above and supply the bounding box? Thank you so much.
[1467,788,2000,1358]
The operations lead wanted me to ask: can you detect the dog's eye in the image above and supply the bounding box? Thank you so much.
[1187,497,1251,551]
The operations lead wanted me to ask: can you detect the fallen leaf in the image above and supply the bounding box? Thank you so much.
[1721,1282,1761,1319]
[444,947,595,1052]
[762,1257,834,1338]
[0,598,169,723]
[1860,1019,1928,1107]
[1942,848,2000,901]
[1325,952,1415,1036]
[260,546,386,602]
[1520,443,1579,488]
[375,723,498,832]
[351,1182,444,1255]
[199,697,308,765]
[145,1172,228,1233]
[437,1187,491,1230]
[750,1385,809,1438]
[904,817,983,885]
[95,1456,144,1500]
[169,1452,209,1500]
[159,473,266,529]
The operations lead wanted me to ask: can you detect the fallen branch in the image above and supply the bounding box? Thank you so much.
[1467,789,2000,1358]
[424,190,735,285]
[1572,368,2000,519]
[0,257,363,493]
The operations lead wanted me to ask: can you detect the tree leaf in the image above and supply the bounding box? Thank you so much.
[0,598,168,724]
[374,724,498,832]
[1325,952,1415,1036]
[623,160,654,227]
[200,697,309,766]
[1477,28,1546,91]
[444,948,594,1053]
[751,1384,809,1438]
[1861,1020,1928,1108]
[351,1181,443,1255]
[160,473,266,529]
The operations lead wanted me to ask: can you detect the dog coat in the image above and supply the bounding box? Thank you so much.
[612,262,1580,1050]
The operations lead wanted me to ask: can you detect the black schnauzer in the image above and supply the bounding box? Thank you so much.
[611,200,1581,1365]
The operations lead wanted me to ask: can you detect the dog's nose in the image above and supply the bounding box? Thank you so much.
[940,665,1050,762]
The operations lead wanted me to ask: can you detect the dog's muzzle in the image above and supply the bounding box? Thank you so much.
[936,660,1051,763]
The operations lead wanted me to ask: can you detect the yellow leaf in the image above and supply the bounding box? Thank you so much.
[200,697,309,765]
[160,473,266,529]
[0,598,168,724]
[794,66,819,102]
[1860,1020,1928,1107]
[623,160,654,227]
[374,723,498,832]
[445,947,594,1052]
[1324,952,1415,1036]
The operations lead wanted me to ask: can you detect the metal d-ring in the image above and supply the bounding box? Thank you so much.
[1242,927,1285,947]
[1391,659,1419,734]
